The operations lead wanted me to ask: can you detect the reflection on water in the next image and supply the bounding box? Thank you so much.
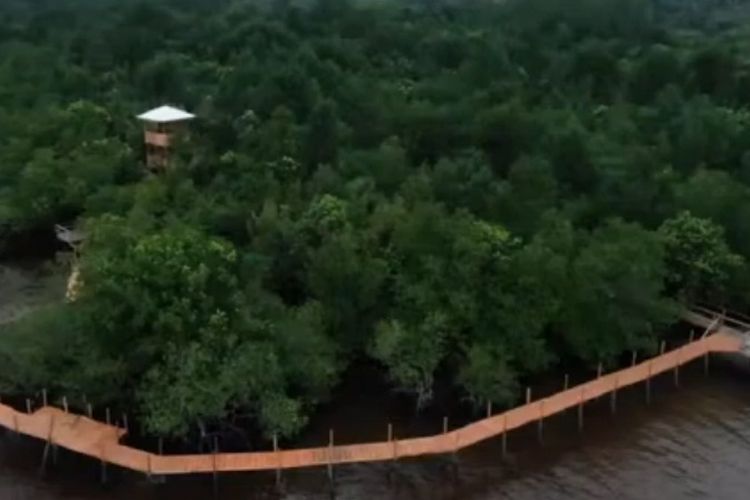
[0,361,748,499]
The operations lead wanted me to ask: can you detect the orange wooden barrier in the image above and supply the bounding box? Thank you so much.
[0,310,743,475]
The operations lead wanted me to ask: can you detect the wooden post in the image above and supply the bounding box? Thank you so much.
[105,407,111,425]
[689,329,695,343]
[597,362,603,378]
[25,398,31,414]
[660,341,666,355]
[562,373,571,414]
[150,437,165,483]
[123,414,129,433]
[451,428,460,480]
[40,397,58,465]
[486,400,493,418]
[385,423,395,484]
[577,388,584,432]
[327,429,335,483]
[62,396,68,413]
[446,416,459,476]
[86,403,92,419]
[44,398,59,465]
[212,436,218,498]
[390,424,398,461]
[100,448,107,484]
[704,352,710,376]
[501,414,508,457]
[51,439,59,466]
[39,415,55,476]
[273,434,281,488]
[610,377,618,414]
[537,400,544,444]
[526,387,532,405]
[631,351,637,367]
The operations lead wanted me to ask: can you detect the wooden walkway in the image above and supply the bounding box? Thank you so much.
[0,309,744,476]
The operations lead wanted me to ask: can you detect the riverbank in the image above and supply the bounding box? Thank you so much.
[0,311,736,482]
[1,355,748,499]
[0,260,741,488]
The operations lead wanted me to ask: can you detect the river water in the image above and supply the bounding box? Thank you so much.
[0,262,66,325]
[1,264,749,499]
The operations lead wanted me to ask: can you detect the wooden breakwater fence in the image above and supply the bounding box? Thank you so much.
[0,308,746,480]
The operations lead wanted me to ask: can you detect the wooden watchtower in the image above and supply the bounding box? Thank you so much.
[137,105,195,171]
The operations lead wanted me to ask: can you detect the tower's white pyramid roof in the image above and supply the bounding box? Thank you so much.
[137,105,195,123]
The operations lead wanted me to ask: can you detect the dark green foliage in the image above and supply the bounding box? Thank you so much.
[659,211,744,302]
[1,0,749,444]
[556,219,677,364]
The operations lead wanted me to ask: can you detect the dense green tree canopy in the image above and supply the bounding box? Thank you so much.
[2,0,749,445]
[659,211,744,303]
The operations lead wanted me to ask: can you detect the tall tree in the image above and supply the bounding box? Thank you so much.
[659,211,743,302]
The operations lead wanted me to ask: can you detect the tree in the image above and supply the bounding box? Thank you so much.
[304,99,340,170]
[307,233,388,350]
[399,100,467,165]
[499,155,558,236]
[348,137,410,195]
[689,45,738,100]
[431,150,501,219]
[371,204,553,409]
[557,219,677,364]
[6,0,750,444]
[672,169,750,258]
[629,44,682,103]
[458,343,519,409]
[78,218,243,374]
[249,106,302,163]
[26,217,337,439]
[474,100,534,176]
[570,40,621,101]
[0,101,134,236]
[659,211,743,302]
[670,99,745,173]
[547,117,598,195]
[371,316,446,409]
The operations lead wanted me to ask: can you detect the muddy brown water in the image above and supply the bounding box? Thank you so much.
[1,263,750,499]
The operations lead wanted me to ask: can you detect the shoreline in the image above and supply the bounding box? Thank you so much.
[0,310,738,477]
